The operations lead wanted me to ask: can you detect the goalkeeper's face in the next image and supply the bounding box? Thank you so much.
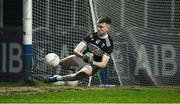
[97,23,109,36]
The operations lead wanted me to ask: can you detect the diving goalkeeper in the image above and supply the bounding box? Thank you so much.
[44,16,114,82]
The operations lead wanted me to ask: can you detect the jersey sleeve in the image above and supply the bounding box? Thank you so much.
[104,45,113,57]
[104,38,114,57]
[82,34,92,44]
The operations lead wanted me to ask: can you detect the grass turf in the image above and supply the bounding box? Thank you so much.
[0,86,180,103]
[0,80,180,103]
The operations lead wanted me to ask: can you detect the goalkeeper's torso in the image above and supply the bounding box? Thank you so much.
[82,32,113,62]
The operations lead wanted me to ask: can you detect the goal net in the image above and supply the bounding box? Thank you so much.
[32,0,116,86]
[32,0,180,86]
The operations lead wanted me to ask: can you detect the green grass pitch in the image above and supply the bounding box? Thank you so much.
[0,80,180,103]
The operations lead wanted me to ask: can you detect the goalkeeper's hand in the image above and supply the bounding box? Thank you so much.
[83,52,94,64]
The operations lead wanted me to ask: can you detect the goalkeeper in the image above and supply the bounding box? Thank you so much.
[45,16,114,82]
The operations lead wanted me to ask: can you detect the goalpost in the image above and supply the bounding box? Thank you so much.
[23,0,32,81]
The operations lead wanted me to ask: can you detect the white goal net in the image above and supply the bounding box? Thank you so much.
[32,0,180,86]
[32,0,119,86]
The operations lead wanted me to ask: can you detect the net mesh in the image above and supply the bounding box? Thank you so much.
[32,0,180,86]
[32,0,95,85]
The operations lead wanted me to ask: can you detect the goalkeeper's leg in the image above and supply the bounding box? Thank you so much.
[44,64,93,82]
[59,55,84,70]
[62,65,93,81]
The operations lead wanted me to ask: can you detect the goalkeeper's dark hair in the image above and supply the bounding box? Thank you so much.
[97,16,111,25]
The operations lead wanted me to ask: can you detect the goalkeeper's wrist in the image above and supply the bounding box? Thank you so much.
[82,54,85,59]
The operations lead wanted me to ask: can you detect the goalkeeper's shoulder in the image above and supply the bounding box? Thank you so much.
[108,35,114,49]
[108,34,114,43]
[82,32,96,43]
[86,32,97,38]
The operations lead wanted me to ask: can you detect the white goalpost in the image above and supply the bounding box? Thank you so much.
[87,0,97,87]
[23,0,32,81]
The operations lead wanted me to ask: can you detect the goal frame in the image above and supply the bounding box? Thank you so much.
[23,0,32,81]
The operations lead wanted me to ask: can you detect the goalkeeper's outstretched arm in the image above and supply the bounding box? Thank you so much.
[73,41,109,68]
[92,54,110,68]
[73,41,86,58]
